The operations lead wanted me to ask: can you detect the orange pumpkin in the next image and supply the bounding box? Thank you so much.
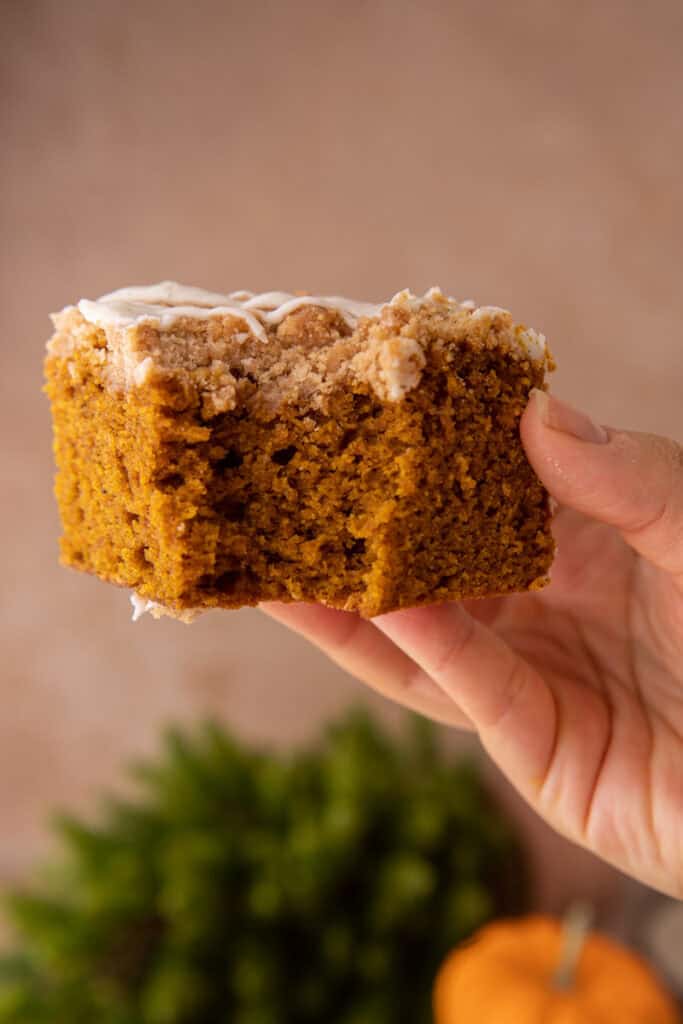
[433,912,680,1024]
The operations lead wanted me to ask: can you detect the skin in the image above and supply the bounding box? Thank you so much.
[262,390,683,897]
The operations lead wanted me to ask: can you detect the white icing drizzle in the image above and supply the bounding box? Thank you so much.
[130,592,200,624]
[517,327,547,361]
[72,282,547,362]
[130,593,161,621]
[78,282,382,340]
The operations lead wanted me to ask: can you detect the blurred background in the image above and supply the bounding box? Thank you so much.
[2,0,682,986]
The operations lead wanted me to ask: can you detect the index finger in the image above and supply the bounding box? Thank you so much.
[260,601,474,730]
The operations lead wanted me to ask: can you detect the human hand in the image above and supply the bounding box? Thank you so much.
[262,391,683,897]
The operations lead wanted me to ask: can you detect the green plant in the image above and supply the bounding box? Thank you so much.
[0,712,527,1023]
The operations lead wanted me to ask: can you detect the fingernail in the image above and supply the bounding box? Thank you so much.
[532,389,608,445]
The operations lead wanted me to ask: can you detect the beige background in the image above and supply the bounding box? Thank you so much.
[2,0,682,929]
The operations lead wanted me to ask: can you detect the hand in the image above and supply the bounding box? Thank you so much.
[262,391,683,897]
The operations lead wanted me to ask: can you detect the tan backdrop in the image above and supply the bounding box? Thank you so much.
[2,0,682,924]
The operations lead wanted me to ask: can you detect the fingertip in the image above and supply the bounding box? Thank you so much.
[524,390,609,446]
[258,599,296,621]
[526,386,549,417]
[520,388,549,458]
[260,600,364,648]
[259,600,322,631]
[521,391,614,504]
[522,387,548,422]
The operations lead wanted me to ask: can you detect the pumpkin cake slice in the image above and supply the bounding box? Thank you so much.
[45,282,556,621]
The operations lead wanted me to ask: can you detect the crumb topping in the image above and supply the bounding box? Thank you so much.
[47,283,549,409]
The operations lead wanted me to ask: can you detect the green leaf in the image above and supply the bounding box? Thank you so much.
[0,710,527,1024]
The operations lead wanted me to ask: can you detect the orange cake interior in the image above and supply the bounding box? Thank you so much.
[45,283,556,620]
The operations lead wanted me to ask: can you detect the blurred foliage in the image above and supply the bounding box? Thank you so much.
[0,711,527,1023]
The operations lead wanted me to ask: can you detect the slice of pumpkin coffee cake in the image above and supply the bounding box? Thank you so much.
[45,282,555,620]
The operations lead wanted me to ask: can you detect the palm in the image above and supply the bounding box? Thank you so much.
[265,512,683,894]
[473,507,683,893]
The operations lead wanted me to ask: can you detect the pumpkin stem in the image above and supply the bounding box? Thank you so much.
[553,901,594,991]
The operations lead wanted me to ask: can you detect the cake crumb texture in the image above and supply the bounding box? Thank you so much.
[45,286,556,618]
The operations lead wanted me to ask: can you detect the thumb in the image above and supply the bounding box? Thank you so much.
[521,390,683,583]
